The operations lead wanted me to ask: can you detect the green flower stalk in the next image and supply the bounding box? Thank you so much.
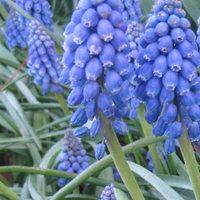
[99,112,145,200]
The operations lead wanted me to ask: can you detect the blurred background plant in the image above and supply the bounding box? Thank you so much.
[0,0,200,200]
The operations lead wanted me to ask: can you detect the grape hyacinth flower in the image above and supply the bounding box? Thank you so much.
[99,183,116,200]
[57,128,90,187]
[16,0,54,33]
[27,20,63,95]
[5,9,27,49]
[121,0,143,22]
[119,0,144,118]
[59,0,139,139]
[134,0,200,154]
[121,0,144,61]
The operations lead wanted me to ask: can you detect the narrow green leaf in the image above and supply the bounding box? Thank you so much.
[0,44,20,63]
[0,2,8,19]
[0,143,27,150]
[174,188,195,200]
[0,110,21,135]
[157,175,192,190]
[7,67,40,104]
[35,115,71,133]
[128,161,185,200]
[1,91,42,149]
[36,139,63,196]
[1,73,28,91]
[0,136,32,144]
[28,175,45,200]
[172,153,188,177]
[0,91,41,163]
[114,188,129,200]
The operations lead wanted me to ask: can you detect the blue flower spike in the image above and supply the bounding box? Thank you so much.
[16,0,54,33]
[134,0,200,153]
[60,0,144,146]
[27,21,63,95]
[5,9,27,49]
[57,128,90,187]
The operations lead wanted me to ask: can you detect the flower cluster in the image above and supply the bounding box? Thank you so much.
[146,146,167,173]
[122,0,143,22]
[57,128,90,187]
[99,183,116,200]
[16,0,54,32]
[27,20,63,95]
[59,0,139,138]
[121,0,143,62]
[119,0,144,118]
[134,0,200,154]
[5,9,27,49]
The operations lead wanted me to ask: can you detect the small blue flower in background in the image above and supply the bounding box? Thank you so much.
[16,0,54,33]
[113,168,121,181]
[119,0,144,118]
[27,20,63,95]
[121,0,144,61]
[99,183,116,200]
[5,9,27,49]
[133,0,200,154]
[57,128,90,187]
[60,0,143,140]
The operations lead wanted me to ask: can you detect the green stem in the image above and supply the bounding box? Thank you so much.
[138,103,164,174]
[0,181,20,200]
[3,0,63,47]
[55,93,70,116]
[0,166,127,192]
[126,131,141,165]
[50,135,165,200]
[100,113,145,200]
[178,126,200,200]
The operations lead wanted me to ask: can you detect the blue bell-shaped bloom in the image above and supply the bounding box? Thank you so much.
[164,138,176,154]
[74,126,90,138]
[112,119,129,135]
[162,104,177,123]
[90,119,102,138]
[95,143,106,160]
